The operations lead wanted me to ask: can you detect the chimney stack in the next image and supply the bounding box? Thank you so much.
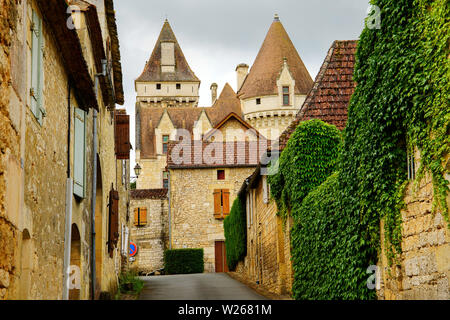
[210,83,218,104]
[236,63,249,92]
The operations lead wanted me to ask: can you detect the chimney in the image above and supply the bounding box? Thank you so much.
[236,63,249,92]
[210,83,218,104]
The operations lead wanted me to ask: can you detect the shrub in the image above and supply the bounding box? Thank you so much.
[118,268,144,296]
[164,249,204,274]
[224,196,247,271]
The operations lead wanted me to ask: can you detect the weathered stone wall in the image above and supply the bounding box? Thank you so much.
[378,166,450,300]
[170,167,256,272]
[129,197,169,274]
[235,176,293,296]
[0,0,19,302]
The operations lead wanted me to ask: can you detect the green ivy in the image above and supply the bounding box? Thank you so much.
[224,196,247,271]
[268,119,342,221]
[290,0,449,300]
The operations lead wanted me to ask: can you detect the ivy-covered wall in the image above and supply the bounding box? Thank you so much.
[268,119,342,221]
[224,196,247,271]
[287,0,449,300]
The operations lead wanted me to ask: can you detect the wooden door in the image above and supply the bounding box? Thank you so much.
[215,241,229,273]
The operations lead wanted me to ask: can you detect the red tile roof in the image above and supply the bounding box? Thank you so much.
[136,20,199,83]
[167,141,266,169]
[276,40,357,152]
[130,189,168,200]
[238,18,313,100]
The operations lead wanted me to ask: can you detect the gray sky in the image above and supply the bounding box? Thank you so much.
[114,0,370,176]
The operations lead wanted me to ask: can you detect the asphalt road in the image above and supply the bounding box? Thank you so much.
[138,273,268,300]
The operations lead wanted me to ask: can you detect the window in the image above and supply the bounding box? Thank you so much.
[283,86,290,106]
[256,98,261,105]
[176,83,181,90]
[156,83,161,90]
[30,9,45,125]
[162,135,169,154]
[217,170,225,180]
[163,171,169,189]
[73,108,87,198]
[134,207,148,227]
[213,189,230,219]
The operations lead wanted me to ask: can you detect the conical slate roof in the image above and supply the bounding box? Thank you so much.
[136,20,200,82]
[238,17,313,99]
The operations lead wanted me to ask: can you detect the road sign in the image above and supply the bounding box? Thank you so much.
[129,242,138,257]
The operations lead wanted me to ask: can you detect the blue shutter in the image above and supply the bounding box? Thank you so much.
[31,9,45,125]
[73,108,86,198]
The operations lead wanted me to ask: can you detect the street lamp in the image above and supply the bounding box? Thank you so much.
[134,163,142,178]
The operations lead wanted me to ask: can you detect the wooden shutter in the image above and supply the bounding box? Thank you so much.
[108,189,119,256]
[73,108,86,198]
[133,208,139,226]
[213,189,222,219]
[115,113,130,159]
[140,208,147,225]
[31,9,45,124]
[222,190,230,216]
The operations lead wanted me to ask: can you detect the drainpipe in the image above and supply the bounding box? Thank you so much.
[62,82,73,300]
[91,60,107,300]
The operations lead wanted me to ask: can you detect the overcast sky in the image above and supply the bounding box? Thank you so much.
[113,0,370,176]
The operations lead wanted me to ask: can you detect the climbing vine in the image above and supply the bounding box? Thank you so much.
[268,119,342,221]
[223,196,247,271]
[282,0,448,300]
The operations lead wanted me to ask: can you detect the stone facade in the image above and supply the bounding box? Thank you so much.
[235,173,293,296]
[0,0,130,300]
[169,167,256,272]
[378,162,450,300]
[0,0,19,302]
[129,196,169,274]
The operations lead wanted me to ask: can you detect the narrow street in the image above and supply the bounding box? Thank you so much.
[138,274,268,300]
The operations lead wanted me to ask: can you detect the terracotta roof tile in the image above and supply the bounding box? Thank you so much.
[136,20,199,82]
[238,18,313,99]
[131,189,168,200]
[276,40,357,151]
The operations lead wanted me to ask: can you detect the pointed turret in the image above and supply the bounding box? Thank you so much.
[238,15,313,99]
[136,20,199,82]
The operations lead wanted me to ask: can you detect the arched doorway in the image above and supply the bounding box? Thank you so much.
[69,224,81,300]
[19,229,32,300]
[94,156,103,297]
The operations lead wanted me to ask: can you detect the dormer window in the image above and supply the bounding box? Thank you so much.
[283,86,290,106]
[161,41,175,73]
[156,83,161,90]
[256,98,261,105]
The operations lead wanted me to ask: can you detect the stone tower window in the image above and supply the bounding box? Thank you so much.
[256,98,261,105]
[283,86,290,106]
[156,83,161,90]
[176,83,181,90]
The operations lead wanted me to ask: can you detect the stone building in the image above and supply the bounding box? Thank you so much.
[377,153,450,300]
[129,189,168,274]
[233,40,357,295]
[131,15,313,273]
[167,139,266,273]
[0,0,131,300]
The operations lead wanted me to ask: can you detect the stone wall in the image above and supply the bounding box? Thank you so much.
[235,175,293,296]
[378,166,450,300]
[169,167,256,272]
[129,197,169,274]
